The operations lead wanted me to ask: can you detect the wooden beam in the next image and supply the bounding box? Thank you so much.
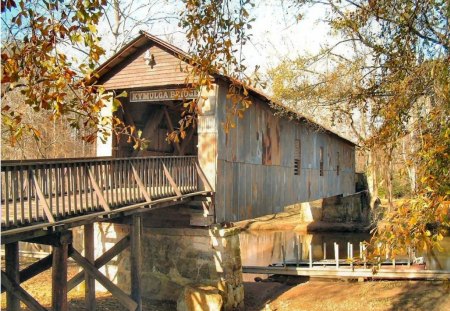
[32,173,56,223]
[161,161,182,196]
[1,191,212,239]
[242,266,450,280]
[163,106,182,154]
[84,223,96,310]
[1,271,47,311]
[68,235,130,291]
[179,126,195,155]
[1,253,53,294]
[130,215,143,311]
[5,242,20,310]
[87,167,111,212]
[195,162,212,191]
[24,231,73,246]
[134,108,165,156]
[70,247,138,311]
[130,164,152,202]
[52,241,68,311]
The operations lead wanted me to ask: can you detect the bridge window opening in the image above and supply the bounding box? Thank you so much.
[337,151,340,176]
[294,139,301,175]
[113,99,198,157]
[319,146,324,176]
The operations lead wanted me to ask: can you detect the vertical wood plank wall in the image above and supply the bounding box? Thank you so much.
[214,81,356,223]
[95,38,355,224]
[100,43,188,90]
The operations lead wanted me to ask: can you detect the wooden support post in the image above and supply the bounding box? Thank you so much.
[363,244,367,269]
[68,235,130,291]
[51,232,71,311]
[334,243,339,269]
[294,237,299,267]
[70,247,137,311]
[131,215,142,311]
[2,253,53,294]
[323,242,326,260]
[84,223,96,310]
[281,245,286,268]
[1,271,46,311]
[359,242,363,260]
[52,240,68,311]
[5,242,20,311]
[299,242,303,263]
[407,246,411,267]
[309,244,313,268]
[350,243,354,270]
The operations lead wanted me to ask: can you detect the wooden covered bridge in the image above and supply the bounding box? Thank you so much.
[1,32,358,310]
[1,156,213,310]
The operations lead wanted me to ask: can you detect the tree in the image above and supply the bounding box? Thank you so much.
[1,0,151,153]
[270,0,449,253]
[2,0,448,253]
[99,0,179,56]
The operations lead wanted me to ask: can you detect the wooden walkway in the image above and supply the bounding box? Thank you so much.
[1,156,213,241]
[1,156,213,311]
[243,265,450,280]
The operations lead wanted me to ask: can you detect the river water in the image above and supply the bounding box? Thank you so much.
[239,230,450,281]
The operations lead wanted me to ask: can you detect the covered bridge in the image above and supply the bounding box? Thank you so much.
[94,31,356,223]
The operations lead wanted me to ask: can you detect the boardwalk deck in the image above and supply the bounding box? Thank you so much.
[243,265,450,280]
[1,156,212,240]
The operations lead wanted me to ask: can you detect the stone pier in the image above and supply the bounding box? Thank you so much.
[113,225,244,310]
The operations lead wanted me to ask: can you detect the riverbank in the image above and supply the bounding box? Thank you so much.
[234,207,370,232]
[244,278,450,311]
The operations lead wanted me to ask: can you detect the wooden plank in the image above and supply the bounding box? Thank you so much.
[1,253,53,294]
[68,235,130,291]
[131,164,152,203]
[87,167,111,212]
[179,126,195,155]
[162,106,182,154]
[70,247,138,311]
[84,223,96,310]
[195,162,212,191]
[242,266,450,280]
[130,215,142,311]
[161,161,182,196]
[2,191,212,238]
[1,271,47,311]
[52,241,68,311]
[32,173,56,223]
[5,242,20,310]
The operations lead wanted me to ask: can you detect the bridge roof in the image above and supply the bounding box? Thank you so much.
[92,31,356,146]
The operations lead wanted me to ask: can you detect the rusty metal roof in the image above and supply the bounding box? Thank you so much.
[92,31,356,146]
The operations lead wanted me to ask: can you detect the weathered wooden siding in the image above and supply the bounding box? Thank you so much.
[99,43,188,90]
[214,81,355,223]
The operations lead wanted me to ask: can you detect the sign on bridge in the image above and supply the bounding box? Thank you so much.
[129,89,200,102]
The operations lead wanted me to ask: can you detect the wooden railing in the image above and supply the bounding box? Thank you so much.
[1,156,206,231]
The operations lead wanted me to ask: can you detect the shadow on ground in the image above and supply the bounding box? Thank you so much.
[244,276,309,311]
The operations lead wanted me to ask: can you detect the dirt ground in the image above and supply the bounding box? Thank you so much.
[244,278,450,311]
[2,258,449,311]
[0,259,175,311]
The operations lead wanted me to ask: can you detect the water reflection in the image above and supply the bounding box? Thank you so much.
[239,230,450,281]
